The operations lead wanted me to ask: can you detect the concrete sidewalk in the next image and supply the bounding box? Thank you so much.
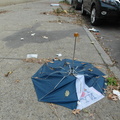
[0,0,120,120]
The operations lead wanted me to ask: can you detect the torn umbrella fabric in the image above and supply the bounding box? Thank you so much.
[31,59,106,110]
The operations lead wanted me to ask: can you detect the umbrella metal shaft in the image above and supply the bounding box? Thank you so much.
[72,36,77,74]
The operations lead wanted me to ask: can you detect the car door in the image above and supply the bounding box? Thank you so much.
[87,0,92,12]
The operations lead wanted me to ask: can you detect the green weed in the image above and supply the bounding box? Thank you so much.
[53,8,64,14]
[107,77,118,86]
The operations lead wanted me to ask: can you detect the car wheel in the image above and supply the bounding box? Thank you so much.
[90,6,99,26]
[81,3,86,15]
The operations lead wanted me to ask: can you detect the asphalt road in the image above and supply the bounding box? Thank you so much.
[81,14,120,70]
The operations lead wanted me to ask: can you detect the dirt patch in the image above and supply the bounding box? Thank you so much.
[41,6,83,25]
[0,10,9,14]
[49,19,82,25]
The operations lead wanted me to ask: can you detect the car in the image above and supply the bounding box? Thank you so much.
[71,0,83,10]
[72,0,120,25]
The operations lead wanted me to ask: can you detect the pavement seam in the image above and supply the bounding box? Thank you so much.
[0,57,108,66]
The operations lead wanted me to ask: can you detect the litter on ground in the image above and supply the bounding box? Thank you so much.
[56,53,62,57]
[21,38,24,40]
[42,36,48,39]
[31,33,36,36]
[89,28,99,32]
[113,90,120,100]
[50,4,60,7]
[27,54,38,58]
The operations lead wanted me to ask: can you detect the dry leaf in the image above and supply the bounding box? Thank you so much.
[111,95,118,101]
[83,109,89,113]
[65,62,70,65]
[50,61,54,63]
[72,109,80,115]
[88,69,93,72]
[5,71,13,77]
[23,58,53,64]
[108,94,118,101]
[74,58,78,60]
[43,12,47,14]
[108,94,113,99]
[63,10,68,14]
[53,58,60,61]
[15,80,20,83]
[95,66,102,69]
[49,103,54,106]
[103,75,108,78]
[89,113,94,117]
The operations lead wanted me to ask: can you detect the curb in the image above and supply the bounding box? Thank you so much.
[83,25,120,79]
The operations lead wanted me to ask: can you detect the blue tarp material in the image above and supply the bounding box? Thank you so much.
[31,59,106,110]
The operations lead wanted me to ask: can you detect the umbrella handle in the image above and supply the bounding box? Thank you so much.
[72,32,79,74]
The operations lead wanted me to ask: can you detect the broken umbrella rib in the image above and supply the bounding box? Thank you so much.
[38,75,68,101]
[32,70,68,80]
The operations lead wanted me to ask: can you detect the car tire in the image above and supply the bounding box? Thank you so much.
[90,6,99,26]
[81,3,86,15]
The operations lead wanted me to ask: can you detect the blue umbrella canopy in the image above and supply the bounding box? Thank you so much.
[31,59,106,110]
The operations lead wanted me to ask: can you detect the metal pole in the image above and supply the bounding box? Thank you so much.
[72,32,79,74]
[72,37,77,67]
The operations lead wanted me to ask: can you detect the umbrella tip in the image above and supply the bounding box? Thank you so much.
[74,32,79,37]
